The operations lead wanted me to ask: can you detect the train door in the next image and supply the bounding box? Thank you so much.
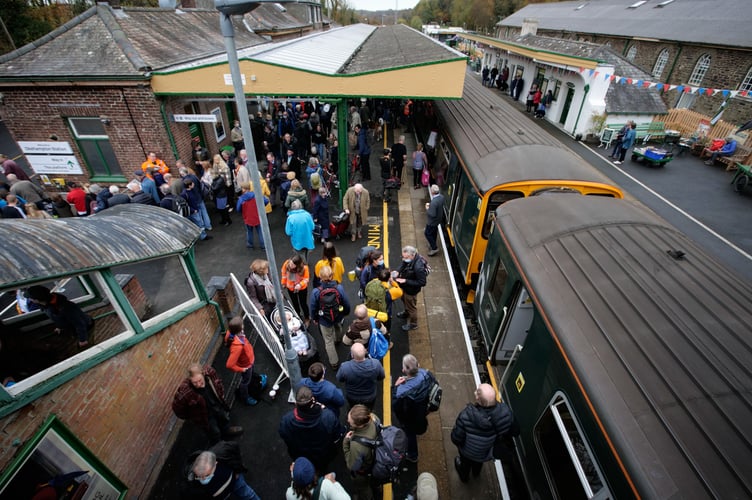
[492,283,534,362]
[534,394,612,500]
[559,84,576,125]
[450,175,481,280]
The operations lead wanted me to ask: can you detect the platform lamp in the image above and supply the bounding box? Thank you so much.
[215,0,302,392]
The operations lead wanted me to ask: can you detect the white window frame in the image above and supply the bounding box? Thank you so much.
[652,49,669,78]
[688,54,711,86]
[626,46,637,62]
[739,67,752,92]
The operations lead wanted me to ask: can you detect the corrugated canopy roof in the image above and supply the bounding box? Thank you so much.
[0,205,200,289]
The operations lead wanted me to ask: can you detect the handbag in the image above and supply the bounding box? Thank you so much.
[421,168,429,187]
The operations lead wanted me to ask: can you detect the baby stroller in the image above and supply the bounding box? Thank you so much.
[329,210,351,240]
[270,303,319,374]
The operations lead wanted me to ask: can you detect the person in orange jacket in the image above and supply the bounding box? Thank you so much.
[281,254,311,326]
[225,316,267,406]
[141,151,170,175]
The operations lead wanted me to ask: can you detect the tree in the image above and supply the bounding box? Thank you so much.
[0,0,54,55]
[409,15,423,30]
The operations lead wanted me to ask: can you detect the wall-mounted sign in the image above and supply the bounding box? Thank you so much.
[18,141,74,155]
[173,114,217,123]
[224,73,246,86]
[25,155,83,175]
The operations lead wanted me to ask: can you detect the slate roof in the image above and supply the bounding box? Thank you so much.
[0,4,269,79]
[343,23,465,74]
[513,34,667,114]
[500,0,752,49]
[164,23,466,76]
[245,3,313,33]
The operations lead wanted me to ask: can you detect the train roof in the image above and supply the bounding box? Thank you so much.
[0,204,201,290]
[495,196,752,498]
[434,73,618,194]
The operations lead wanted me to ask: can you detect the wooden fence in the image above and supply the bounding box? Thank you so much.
[662,108,752,147]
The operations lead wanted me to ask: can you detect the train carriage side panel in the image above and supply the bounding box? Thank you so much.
[485,196,752,499]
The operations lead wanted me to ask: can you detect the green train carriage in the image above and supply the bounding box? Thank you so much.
[475,196,752,499]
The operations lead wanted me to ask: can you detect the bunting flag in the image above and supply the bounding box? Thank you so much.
[577,68,746,97]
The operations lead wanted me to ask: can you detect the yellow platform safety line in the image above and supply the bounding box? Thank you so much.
[381,196,393,500]
[486,360,502,402]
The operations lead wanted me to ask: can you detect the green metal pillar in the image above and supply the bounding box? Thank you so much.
[337,98,349,207]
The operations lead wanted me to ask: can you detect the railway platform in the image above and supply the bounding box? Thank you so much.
[148,128,504,499]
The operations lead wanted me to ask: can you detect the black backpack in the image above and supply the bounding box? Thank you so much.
[172,195,190,218]
[425,371,442,413]
[318,285,343,322]
[352,424,407,484]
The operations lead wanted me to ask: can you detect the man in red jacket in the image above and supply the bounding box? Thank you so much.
[172,364,243,444]
[225,316,267,406]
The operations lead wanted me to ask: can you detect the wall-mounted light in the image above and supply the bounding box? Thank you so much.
[100,117,111,125]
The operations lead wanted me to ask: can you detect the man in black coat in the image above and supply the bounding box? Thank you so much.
[395,245,427,331]
[451,383,518,482]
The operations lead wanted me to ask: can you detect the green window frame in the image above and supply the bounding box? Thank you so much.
[68,117,125,182]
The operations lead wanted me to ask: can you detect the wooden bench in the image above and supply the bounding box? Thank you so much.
[717,145,752,171]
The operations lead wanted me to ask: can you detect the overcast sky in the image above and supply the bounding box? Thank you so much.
[349,0,420,13]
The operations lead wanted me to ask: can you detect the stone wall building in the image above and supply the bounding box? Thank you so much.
[498,0,752,125]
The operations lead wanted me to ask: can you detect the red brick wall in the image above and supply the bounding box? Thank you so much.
[0,303,220,497]
[0,85,235,185]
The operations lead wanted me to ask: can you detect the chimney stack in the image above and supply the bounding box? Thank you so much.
[521,18,539,36]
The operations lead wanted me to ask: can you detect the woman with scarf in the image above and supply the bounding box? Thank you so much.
[245,259,277,317]
[281,254,311,326]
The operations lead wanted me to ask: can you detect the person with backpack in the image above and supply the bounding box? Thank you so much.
[395,246,428,331]
[345,304,388,348]
[364,268,398,332]
[310,265,351,370]
[343,405,379,499]
[393,354,433,463]
[451,383,519,483]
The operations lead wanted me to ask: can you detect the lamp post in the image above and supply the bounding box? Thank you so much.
[215,0,302,390]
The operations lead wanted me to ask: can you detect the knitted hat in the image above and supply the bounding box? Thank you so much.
[291,457,315,488]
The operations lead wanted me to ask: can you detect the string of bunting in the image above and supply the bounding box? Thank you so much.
[578,67,748,98]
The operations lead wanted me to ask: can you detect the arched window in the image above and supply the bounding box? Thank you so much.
[652,49,669,78]
[626,45,637,62]
[739,67,752,92]
[688,54,711,86]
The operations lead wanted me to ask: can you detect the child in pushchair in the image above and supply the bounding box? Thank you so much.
[270,304,320,373]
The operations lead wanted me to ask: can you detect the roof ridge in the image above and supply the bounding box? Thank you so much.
[0,6,97,64]
[97,4,151,73]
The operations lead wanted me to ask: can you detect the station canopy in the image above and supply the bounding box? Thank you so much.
[151,23,468,100]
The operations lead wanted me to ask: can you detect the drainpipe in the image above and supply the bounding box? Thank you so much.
[337,99,348,207]
[160,100,180,160]
[573,84,590,136]
[664,43,683,85]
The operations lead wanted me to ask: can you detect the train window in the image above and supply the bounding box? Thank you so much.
[110,255,199,328]
[1,274,128,395]
[482,191,523,238]
[530,187,580,196]
[487,259,509,308]
[535,394,610,499]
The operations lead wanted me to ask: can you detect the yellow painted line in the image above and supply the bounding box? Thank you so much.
[485,360,501,402]
[381,196,393,500]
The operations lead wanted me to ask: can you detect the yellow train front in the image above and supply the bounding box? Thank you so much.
[418,73,622,302]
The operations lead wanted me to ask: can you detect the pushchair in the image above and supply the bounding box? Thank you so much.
[382,176,401,202]
[329,211,351,240]
[270,303,319,374]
